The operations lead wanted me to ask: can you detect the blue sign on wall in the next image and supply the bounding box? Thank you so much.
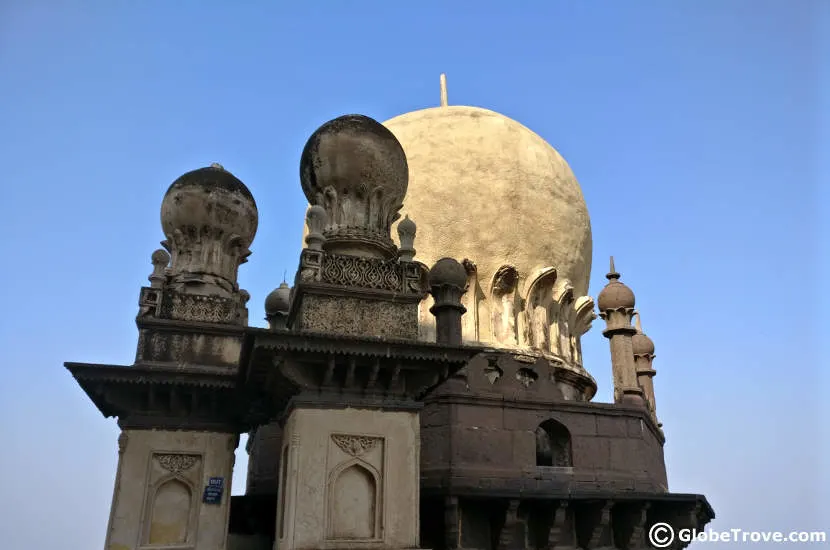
[203,477,224,504]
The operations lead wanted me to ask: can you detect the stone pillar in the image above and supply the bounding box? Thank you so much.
[103,429,237,550]
[597,258,646,408]
[604,317,644,406]
[428,258,468,346]
[633,314,660,427]
[274,403,422,550]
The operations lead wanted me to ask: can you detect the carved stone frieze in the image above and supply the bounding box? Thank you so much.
[139,286,244,325]
[160,291,237,323]
[156,453,200,474]
[331,434,383,457]
[296,249,427,296]
[296,294,419,340]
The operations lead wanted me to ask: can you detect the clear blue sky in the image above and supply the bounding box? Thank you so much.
[1,2,826,549]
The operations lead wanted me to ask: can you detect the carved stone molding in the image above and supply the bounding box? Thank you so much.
[156,454,199,474]
[297,249,426,296]
[331,434,383,457]
[161,291,237,324]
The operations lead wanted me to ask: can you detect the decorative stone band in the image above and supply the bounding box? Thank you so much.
[138,286,246,325]
[331,434,383,457]
[296,249,427,297]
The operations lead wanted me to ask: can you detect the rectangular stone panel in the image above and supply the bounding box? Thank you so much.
[296,294,419,340]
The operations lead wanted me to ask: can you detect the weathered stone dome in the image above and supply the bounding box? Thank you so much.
[265,282,291,315]
[300,114,408,258]
[633,314,655,355]
[429,257,468,289]
[597,279,635,311]
[632,331,655,356]
[160,163,258,294]
[384,106,592,298]
[161,164,258,247]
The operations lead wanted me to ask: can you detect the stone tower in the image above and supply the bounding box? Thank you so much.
[67,164,258,549]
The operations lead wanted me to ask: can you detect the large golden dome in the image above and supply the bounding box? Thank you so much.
[384,101,595,393]
[384,104,592,298]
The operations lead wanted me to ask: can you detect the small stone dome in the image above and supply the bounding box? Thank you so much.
[632,332,655,355]
[300,114,408,257]
[265,282,291,315]
[161,164,257,245]
[397,214,416,237]
[632,314,655,355]
[160,164,258,292]
[429,258,468,288]
[597,258,635,311]
[151,248,170,265]
[597,280,635,311]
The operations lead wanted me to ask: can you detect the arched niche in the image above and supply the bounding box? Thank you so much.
[146,476,194,545]
[552,283,575,361]
[535,419,573,468]
[327,460,382,540]
[490,265,520,347]
[524,267,557,351]
[459,259,480,344]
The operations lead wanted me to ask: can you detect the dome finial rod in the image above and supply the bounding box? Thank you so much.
[440,73,448,107]
[607,255,620,281]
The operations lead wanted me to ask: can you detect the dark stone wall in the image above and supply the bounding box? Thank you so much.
[421,396,668,495]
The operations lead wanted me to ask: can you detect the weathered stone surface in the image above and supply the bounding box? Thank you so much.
[296,294,419,339]
[136,327,243,371]
[301,114,408,259]
[161,164,257,298]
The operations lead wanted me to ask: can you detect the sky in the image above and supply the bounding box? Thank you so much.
[0,1,826,549]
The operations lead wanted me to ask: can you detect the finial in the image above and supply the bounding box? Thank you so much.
[397,214,417,261]
[149,249,170,288]
[210,162,224,170]
[305,205,328,251]
[283,270,287,284]
[606,256,620,281]
[440,73,448,107]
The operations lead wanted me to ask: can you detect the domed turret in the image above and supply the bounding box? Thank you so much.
[632,313,655,356]
[597,257,635,311]
[428,258,468,345]
[160,163,258,296]
[265,282,291,316]
[265,281,292,331]
[300,114,408,258]
[429,257,468,289]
